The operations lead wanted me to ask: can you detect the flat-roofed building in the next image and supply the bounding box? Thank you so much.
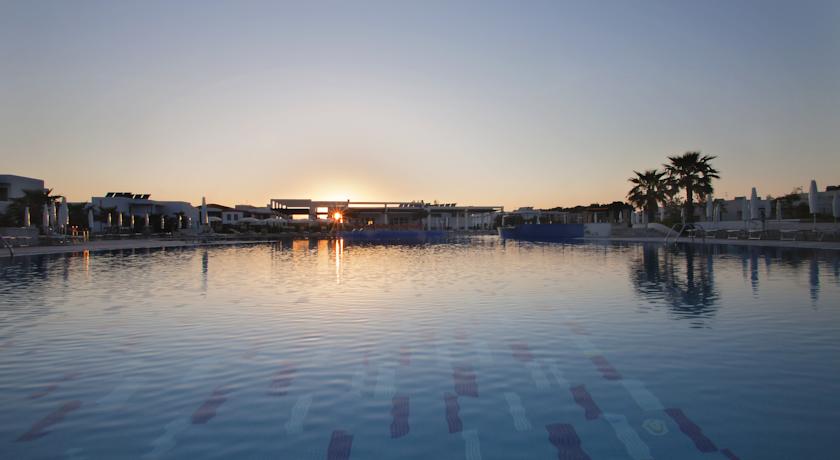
[0,174,46,214]
[270,199,503,230]
[89,192,199,232]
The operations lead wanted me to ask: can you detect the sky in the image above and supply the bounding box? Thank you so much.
[1,0,838,209]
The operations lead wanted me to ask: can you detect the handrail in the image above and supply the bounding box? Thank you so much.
[663,223,685,244]
[1,236,14,257]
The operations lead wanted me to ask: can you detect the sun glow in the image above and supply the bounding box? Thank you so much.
[333,212,343,222]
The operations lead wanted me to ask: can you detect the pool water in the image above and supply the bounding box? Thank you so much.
[1,238,839,459]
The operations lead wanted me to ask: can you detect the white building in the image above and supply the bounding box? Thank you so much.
[88,192,199,232]
[270,199,503,230]
[0,174,46,214]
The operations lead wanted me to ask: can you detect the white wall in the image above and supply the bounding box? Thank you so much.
[0,175,46,213]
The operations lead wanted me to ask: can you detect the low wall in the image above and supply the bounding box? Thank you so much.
[583,223,612,237]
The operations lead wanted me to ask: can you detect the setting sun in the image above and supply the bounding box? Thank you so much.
[332,212,343,221]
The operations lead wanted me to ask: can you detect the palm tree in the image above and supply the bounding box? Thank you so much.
[627,169,669,222]
[0,188,59,227]
[664,152,719,223]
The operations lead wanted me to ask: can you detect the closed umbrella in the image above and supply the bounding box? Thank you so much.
[87,209,94,230]
[808,179,819,229]
[130,214,135,229]
[117,212,123,228]
[776,200,782,221]
[742,198,749,222]
[144,213,150,228]
[750,188,759,220]
[764,198,773,219]
[706,197,713,221]
[24,206,30,227]
[177,215,182,229]
[160,215,166,230]
[201,197,208,225]
[833,193,840,223]
[49,202,56,227]
[42,206,49,232]
[107,212,112,227]
[59,197,69,231]
[714,204,721,223]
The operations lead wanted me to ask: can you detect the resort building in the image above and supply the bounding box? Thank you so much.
[235,204,274,220]
[205,203,231,222]
[88,192,199,232]
[713,185,838,222]
[0,174,46,214]
[270,199,503,230]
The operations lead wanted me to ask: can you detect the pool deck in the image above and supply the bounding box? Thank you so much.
[585,236,840,250]
[0,238,277,258]
[3,234,840,259]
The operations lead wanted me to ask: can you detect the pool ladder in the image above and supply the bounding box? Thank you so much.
[663,223,686,244]
[1,237,14,257]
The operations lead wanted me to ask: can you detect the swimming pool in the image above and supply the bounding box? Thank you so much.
[1,238,838,459]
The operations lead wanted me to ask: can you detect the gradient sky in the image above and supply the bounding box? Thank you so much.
[2,0,838,209]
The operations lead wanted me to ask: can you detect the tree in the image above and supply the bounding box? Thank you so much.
[627,169,669,222]
[664,152,719,223]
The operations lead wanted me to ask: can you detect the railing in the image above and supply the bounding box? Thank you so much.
[663,223,686,244]
[1,236,14,257]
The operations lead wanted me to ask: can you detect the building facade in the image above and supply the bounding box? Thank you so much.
[88,192,199,232]
[0,174,46,214]
[270,199,503,230]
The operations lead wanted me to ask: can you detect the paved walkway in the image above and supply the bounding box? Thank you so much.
[586,236,840,251]
[0,238,276,258]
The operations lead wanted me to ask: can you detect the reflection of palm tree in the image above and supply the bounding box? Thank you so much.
[630,244,719,323]
[664,152,719,223]
[627,169,669,222]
